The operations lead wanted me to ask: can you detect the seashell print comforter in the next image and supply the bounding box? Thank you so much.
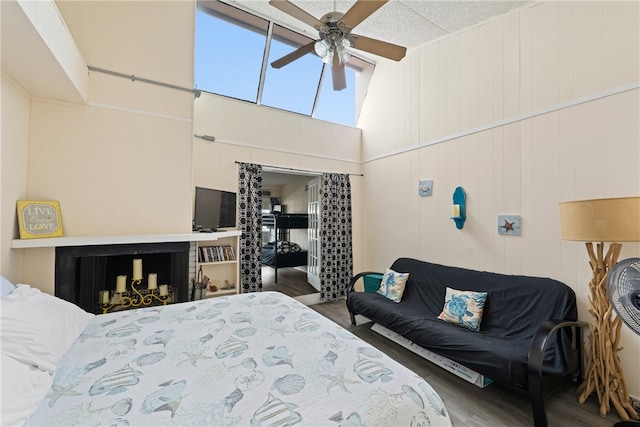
[26,291,451,426]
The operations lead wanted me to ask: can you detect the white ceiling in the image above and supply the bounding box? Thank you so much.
[224,0,535,61]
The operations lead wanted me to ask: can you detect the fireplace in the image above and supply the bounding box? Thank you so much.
[55,242,190,314]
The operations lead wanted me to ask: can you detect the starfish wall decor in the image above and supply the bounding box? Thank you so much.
[498,215,521,236]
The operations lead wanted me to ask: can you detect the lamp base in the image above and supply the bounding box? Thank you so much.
[577,242,639,421]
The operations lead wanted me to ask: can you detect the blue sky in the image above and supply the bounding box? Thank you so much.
[194,8,356,127]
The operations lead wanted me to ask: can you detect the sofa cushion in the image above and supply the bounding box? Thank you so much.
[438,287,488,332]
[347,290,532,385]
[376,269,409,302]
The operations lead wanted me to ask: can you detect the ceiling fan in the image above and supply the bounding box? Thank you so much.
[269,0,406,91]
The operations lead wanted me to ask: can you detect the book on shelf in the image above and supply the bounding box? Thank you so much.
[198,245,237,263]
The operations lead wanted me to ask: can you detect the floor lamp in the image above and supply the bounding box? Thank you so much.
[559,196,640,422]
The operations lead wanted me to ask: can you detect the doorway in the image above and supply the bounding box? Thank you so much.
[261,170,320,303]
[306,176,320,290]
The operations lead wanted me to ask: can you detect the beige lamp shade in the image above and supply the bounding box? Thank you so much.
[559,196,640,242]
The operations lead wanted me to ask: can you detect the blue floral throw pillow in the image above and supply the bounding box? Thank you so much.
[438,287,488,332]
[376,268,410,303]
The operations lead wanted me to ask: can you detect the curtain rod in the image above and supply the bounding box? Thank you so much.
[235,161,363,177]
[88,66,202,98]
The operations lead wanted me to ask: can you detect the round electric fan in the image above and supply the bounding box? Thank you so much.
[607,258,640,427]
[608,258,640,337]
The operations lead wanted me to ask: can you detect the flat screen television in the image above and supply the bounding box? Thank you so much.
[194,187,237,231]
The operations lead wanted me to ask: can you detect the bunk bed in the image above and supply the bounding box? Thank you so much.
[262,213,308,282]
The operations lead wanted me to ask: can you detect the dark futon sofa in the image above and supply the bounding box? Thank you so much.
[346,257,587,427]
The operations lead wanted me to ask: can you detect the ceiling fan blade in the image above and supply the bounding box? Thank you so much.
[271,41,315,69]
[341,0,388,29]
[331,52,346,91]
[351,34,406,61]
[269,0,325,30]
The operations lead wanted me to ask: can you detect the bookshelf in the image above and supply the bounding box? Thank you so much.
[194,233,240,298]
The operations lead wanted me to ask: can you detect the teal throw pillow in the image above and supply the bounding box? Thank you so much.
[438,287,488,332]
[376,268,409,303]
[363,274,383,292]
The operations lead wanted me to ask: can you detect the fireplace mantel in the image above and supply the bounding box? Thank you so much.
[12,231,241,249]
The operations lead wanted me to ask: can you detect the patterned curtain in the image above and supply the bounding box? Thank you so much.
[238,163,263,293]
[319,173,353,301]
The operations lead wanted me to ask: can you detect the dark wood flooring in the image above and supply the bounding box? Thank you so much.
[259,266,629,426]
[261,265,317,297]
[310,300,630,427]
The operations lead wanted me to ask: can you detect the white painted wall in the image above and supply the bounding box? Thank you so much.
[1,76,31,282]
[281,175,314,250]
[281,175,312,213]
[357,1,640,398]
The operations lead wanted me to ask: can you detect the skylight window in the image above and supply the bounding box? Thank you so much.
[195,2,268,102]
[261,25,322,115]
[195,0,372,128]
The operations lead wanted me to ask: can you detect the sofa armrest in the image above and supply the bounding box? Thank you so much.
[527,319,588,426]
[528,319,588,375]
[346,271,382,326]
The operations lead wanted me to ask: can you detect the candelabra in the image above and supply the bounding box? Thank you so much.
[100,281,171,314]
[99,259,172,314]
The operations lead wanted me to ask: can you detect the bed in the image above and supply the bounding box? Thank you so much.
[1,279,452,427]
[262,213,309,283]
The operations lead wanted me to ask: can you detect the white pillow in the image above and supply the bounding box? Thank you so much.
[0,284,95,373]
[1,354,53,426]
[1,276,15,297]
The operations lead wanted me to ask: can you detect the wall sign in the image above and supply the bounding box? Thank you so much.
[17,200,64,239]
[498,215,521,236]
[419,180,433,196]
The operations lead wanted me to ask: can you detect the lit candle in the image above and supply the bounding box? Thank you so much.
[148,273,158,290]
[116,275,127,293]
[133,259,143,281]
[159,284,169,297]
[452,204,461,218]
[99,290,110,304]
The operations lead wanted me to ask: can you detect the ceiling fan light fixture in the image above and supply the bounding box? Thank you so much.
[336,38,352,64]
[315,36,351,65]
[323,49,334,65]
[314,38,331,58]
